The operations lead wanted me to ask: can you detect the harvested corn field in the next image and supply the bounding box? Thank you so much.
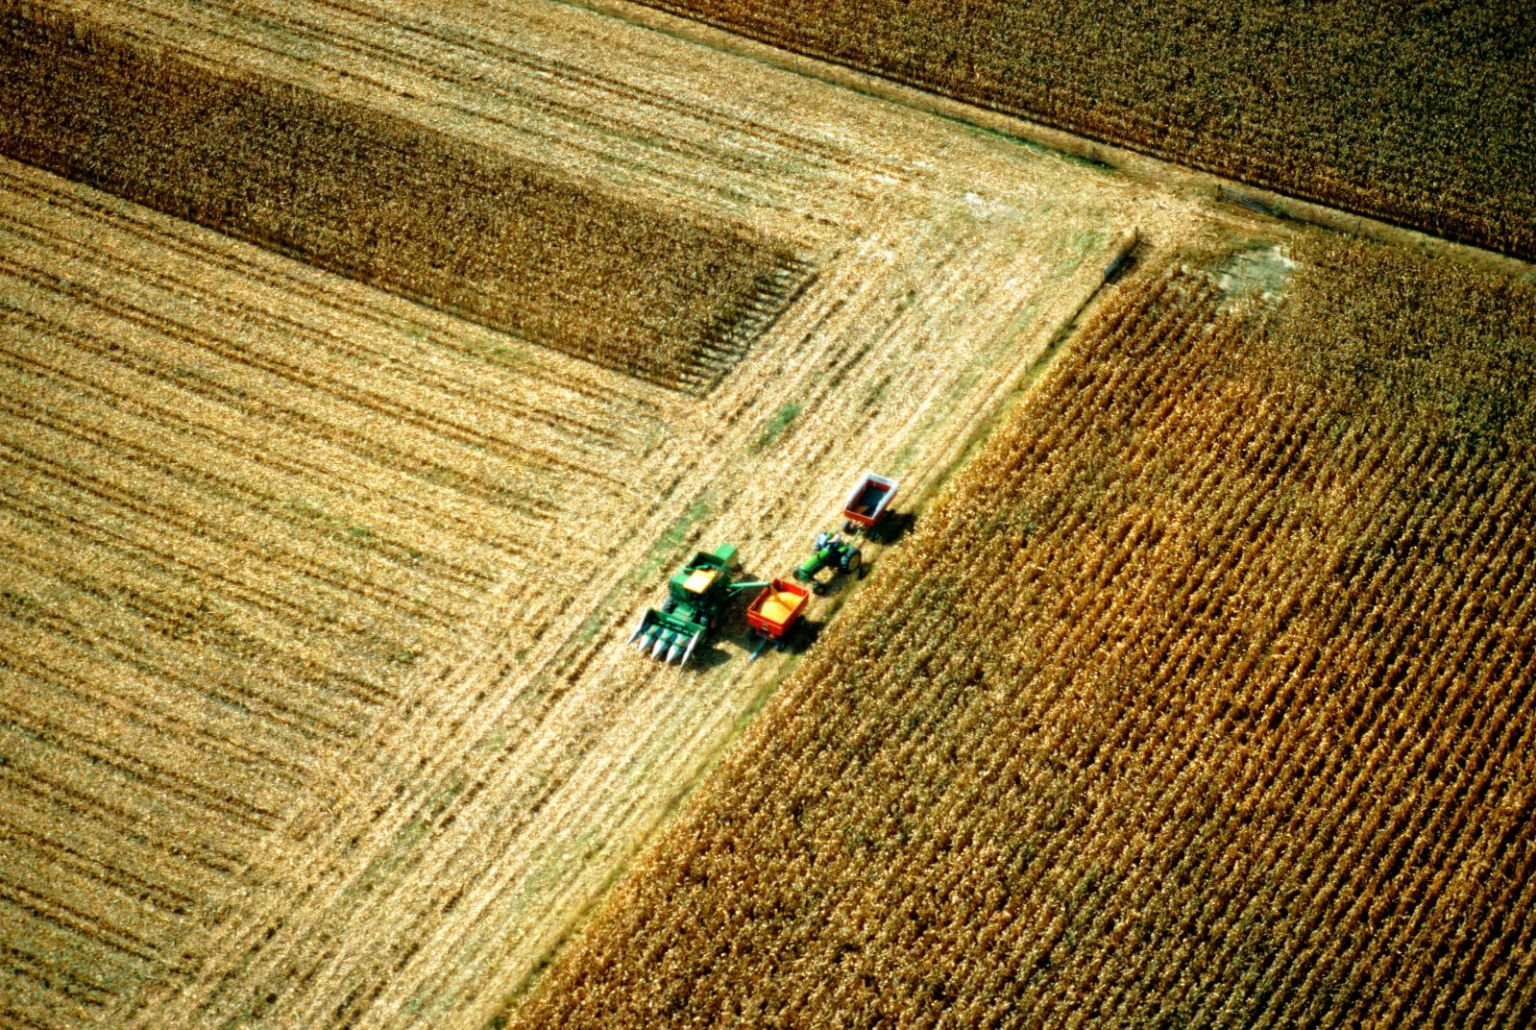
[626,0,1536,260]
[511,243,1536,1027]
[0,2,807,392]
[4,0,1534,1027]
[0,155,674,1027]
[0,0,1217,1024]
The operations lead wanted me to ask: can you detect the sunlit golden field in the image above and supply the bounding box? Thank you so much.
[2,1,1533,1027]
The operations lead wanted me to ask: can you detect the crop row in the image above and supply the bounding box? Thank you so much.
[637,0,1536,260]
[0,2,807,391]
[512,244,1536,1026]
[0,159,659,1026]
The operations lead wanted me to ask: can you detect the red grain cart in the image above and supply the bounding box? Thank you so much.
[746,578,810,657]
[842,471,899,534]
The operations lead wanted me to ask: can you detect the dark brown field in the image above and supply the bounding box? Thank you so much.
[633,0,1536,260]
[511,240,1536,1027]
[0,2,806,392]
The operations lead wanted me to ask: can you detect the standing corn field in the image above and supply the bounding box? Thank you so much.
[629,0,1536,261]
[510,240,1536,1027]
[0,2,807,392]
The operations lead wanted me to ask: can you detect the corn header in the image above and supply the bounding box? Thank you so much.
[628,544,767,665]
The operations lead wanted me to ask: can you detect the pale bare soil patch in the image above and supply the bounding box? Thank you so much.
[0,2,1229,1027]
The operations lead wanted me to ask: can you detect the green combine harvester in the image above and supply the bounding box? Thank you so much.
[628,544,767,666]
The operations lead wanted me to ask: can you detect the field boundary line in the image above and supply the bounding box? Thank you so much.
[563,0,1534,282]
[491,219,1140,1020]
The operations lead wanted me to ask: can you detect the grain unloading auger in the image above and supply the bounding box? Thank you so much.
[628,544,768,666]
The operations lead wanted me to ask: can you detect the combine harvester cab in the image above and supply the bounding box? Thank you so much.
[629,544,766,666]
[745,578,811,659]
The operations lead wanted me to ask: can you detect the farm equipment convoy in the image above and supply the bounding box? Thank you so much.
[628,472,900,666]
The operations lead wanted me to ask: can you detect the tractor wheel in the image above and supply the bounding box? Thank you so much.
[844,550,863,574]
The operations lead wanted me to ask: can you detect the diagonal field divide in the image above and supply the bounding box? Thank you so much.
[571,0,1536,284]
[0,1,1239,1027]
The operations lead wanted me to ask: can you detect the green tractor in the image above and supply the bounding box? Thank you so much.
[793,531,862,594]
[629,544,767,666]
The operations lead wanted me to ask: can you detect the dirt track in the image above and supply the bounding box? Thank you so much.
[0,1,1238,1026]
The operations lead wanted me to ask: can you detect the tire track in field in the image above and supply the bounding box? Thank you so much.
[0,239,624,499]
[0,759,248,877]
[0,314,539,568]
[0,644,311,789]
[0,695,279,832]
[0,441,458,637]
[0,425,474,635]
[0,603,361,748]
[0,293,569,536]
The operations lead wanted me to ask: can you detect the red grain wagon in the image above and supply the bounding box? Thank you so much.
[842,471,899,535]
[746,578,810,657]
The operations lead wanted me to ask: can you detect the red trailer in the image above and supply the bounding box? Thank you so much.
[746,578,810,657]
[842,471,899,534]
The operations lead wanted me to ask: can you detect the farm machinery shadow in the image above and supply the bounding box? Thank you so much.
[857,508,916,545]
